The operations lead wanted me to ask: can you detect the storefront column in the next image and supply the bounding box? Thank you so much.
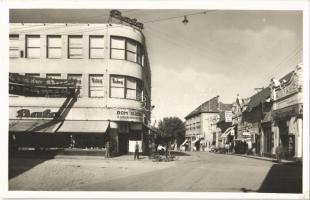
[296,118,303,158]
[272,122,279,155]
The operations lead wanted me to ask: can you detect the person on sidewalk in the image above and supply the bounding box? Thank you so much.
[134,141,140,160]
[105,140,110,158]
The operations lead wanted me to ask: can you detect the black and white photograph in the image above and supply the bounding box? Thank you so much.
[1,0,309,199]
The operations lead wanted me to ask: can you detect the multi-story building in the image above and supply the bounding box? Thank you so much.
[184,96,231,151]
[270,64,303,160]
[8,18,152,155]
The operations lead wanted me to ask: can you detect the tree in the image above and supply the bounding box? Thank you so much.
[157,117,186,148]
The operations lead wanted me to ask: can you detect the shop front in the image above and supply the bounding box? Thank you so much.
[271,64,303,160]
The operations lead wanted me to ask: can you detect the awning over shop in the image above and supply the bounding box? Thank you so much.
[181,139,188,146]
[262,112,272,124]
[9,119,61,133]
[57,120,109,133]
[192,138,200,144]
[221,126,234,138]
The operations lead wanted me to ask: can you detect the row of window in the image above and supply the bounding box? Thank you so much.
[17,73,142,100]
[9,35,146,66]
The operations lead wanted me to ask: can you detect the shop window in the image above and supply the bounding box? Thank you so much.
[68,35,83,59]
[110,75,125,98]
[47,35,62,58]
[110,37,125,59]
[9,34,19,58]
[89,35,104,59]
[26,35,40,58]
[68,74,82,97]
[89,74,104,97]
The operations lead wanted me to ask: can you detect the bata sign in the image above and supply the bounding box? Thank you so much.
[110,10,144,29]
[16,109,59,118]
[116,109,143,122]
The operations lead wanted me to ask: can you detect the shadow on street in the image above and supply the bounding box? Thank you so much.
[9,150,57,179]
[257,162,302,193]
[170,151,190,156]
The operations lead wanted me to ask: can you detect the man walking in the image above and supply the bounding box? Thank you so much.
[105,140,110,158]
[134,141,139,160]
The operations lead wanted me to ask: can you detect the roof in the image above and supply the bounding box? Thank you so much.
[185,96,232,119]
[245,87,271,111]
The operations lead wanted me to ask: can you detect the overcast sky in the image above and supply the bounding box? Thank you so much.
[10,9,303,123]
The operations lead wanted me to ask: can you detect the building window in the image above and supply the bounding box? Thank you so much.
[110,75,125,98]
[110,36,144,66]
[89,35,104,59]
[126,77,137,99]
[68,74,82,97]
[25,73,40,77]
[26,35,40,58]
[47,35,62,58]
[110,37,125,60]
[46,74,61,79]
[9,34,19,58]
[68,35,83,59]
[110,75,142,100]
[126,40,137,62]
[89,74,104,97]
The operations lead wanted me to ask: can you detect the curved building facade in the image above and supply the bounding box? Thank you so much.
[9,23,152,154]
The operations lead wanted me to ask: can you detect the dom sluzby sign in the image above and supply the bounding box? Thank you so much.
[116,109,143,122]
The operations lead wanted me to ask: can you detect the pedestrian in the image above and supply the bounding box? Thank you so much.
[134,141,139,160]
[105,140,110,158]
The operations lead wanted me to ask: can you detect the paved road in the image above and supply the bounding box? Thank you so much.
[79,152,302,193]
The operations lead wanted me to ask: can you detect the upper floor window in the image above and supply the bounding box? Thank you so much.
[46,73,61,80]
[25,73,40,77]
[68,74,82,97]
[9,34,19,58]
[26,35,40,58]
[110,36,144,66]
[89,35,104,59]
[89,74,104,98]
[68,35,83,59]
[110,75,142,100]
[110,37,125,60]
[47,35,62,59]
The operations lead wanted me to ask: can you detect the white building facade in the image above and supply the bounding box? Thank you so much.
[9,22,152,155]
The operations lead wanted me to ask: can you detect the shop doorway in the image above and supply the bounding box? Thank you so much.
[278,120,290,157]
[118,133,128,154]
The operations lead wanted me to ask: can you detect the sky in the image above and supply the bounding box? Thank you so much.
[9,9,303,123]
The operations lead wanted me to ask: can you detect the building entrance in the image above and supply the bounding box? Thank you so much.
[118,133,129,154]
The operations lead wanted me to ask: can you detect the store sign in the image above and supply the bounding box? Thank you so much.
[225,111,232,122]
[90,75,104,87]
[110,10,144,29]
[111,77,124,87]
[16,109,59,118]
[275,92,303,110]
[275,72,301,100]
[272,103,302,119]
[116,109,143,121]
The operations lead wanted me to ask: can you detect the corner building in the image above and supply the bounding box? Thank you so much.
[9,23,152,155]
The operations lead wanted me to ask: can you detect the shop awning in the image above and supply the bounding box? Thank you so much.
[262,112,272,123]
[221,126,234,138]
[192,138,200,144]
[9,119,61,133]
[181,139,188,146]
[57,120,109,133]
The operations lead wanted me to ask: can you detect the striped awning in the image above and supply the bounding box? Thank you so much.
[221,126,234,138]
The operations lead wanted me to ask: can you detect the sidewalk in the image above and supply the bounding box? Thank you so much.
[229,153,302,165]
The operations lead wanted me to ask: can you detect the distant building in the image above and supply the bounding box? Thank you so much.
[184,96,232,151]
